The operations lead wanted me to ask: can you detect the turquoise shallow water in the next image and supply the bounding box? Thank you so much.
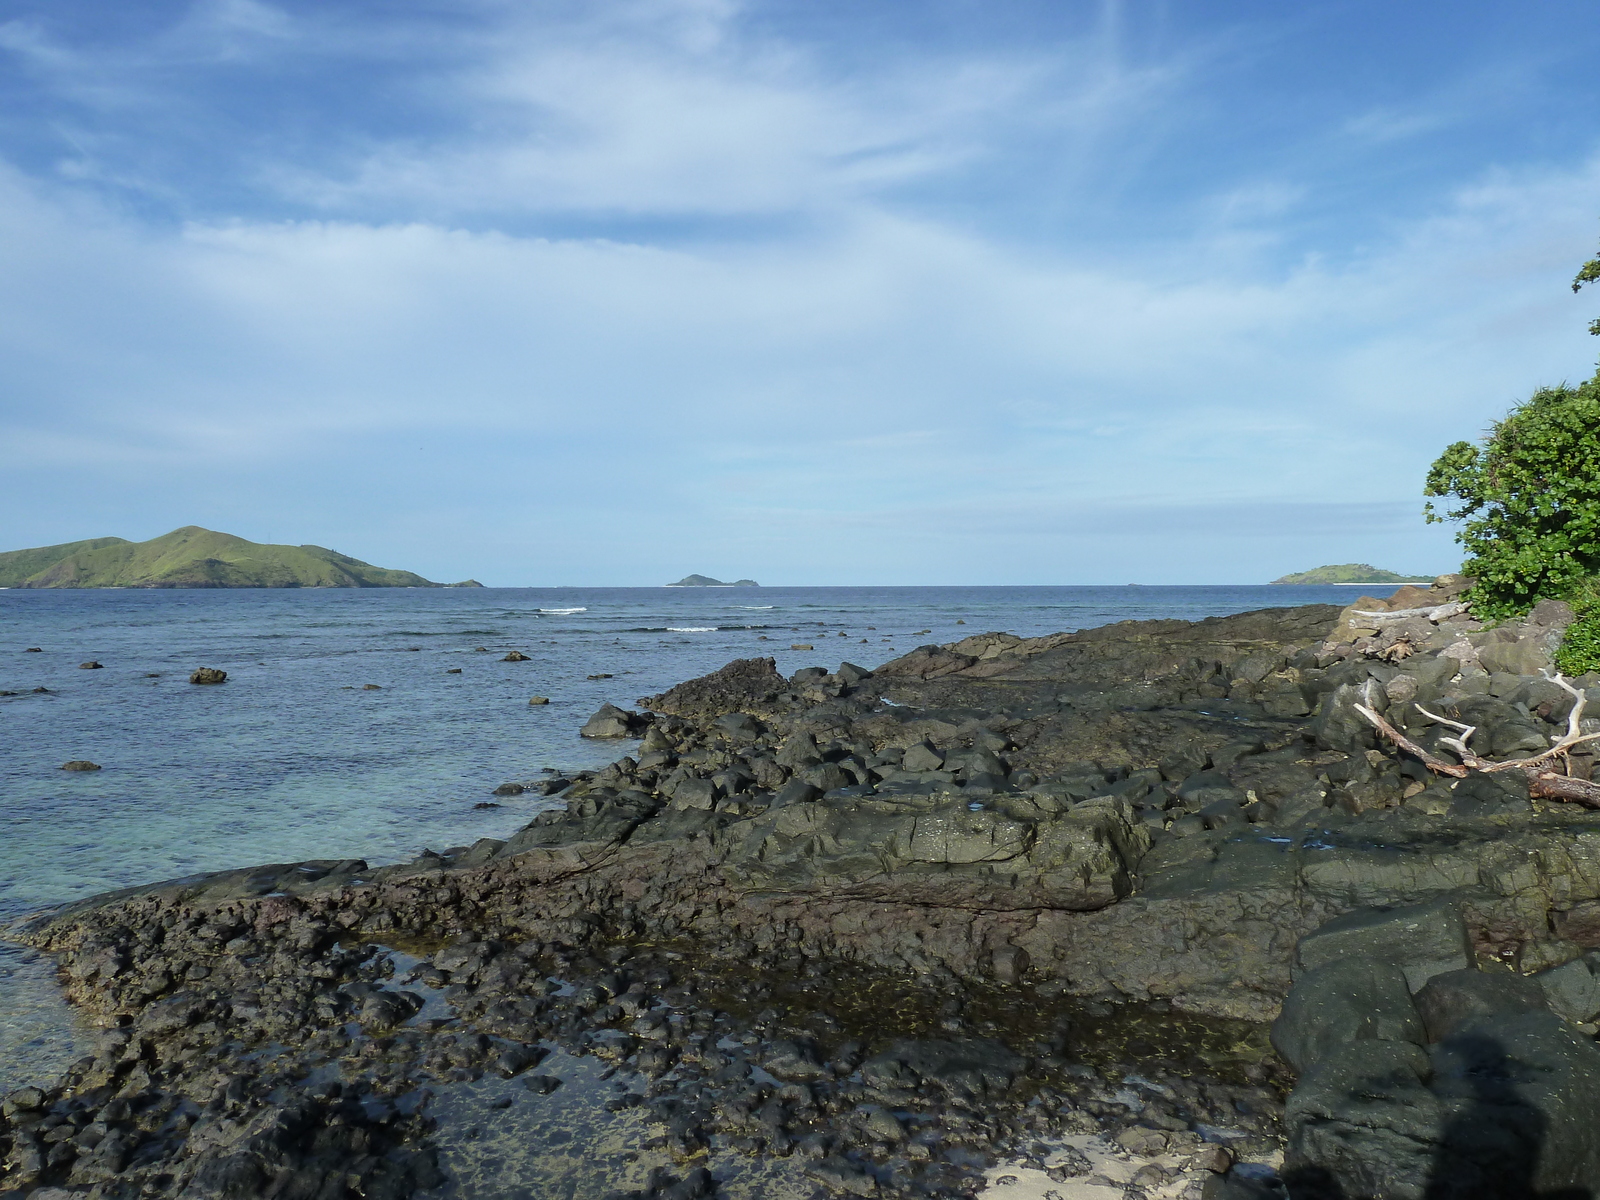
[0,583,1396,1089]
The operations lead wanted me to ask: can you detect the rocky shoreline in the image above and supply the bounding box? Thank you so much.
[5,580,1600,1199]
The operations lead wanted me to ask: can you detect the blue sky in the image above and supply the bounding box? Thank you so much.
[3,0,1599,585]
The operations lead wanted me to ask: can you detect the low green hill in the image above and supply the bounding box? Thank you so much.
[0,527,440,589]
[1271,564,1435,585]
[667,574,760,587]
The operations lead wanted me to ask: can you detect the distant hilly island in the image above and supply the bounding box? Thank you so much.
[1270,563,1436,585]
[0,527,481,589]
[667,574,760,587]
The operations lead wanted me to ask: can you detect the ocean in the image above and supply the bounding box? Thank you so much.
[0,583,1394,1090]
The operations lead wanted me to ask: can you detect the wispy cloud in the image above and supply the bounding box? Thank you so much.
[1,0,1598,582]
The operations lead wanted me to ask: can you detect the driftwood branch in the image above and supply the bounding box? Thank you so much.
[1356,671,1600,803]
[1412,704,1487,771]
[1530,772,1600,808]
[1352,703,1468,778]
[1350,602,1469,624]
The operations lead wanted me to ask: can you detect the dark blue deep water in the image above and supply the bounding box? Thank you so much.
[0,583,1395,1085]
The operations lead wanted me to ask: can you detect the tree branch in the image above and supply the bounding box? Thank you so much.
[1530,771,1600,807]
[1353,703,1469,778]
[1357,671,1600,803]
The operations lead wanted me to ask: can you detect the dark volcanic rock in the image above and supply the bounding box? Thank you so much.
[1283,903,1600,1200]
[189,666,227,684]
[1271,957,1423,1074]
[17,589,1600,1199]
[640,657,788,721]
[581,703,648,738]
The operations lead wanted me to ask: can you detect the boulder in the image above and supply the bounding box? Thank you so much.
[774,732,821,767]
[712,711,763,740]
[1271,958,1424,1074]
[803,762,852,793]
[1284,1040,1441,1200]
[359,989,420,1029]
[60,760,102,771]
[189,667,227,684]
[639,657,786,720]
[1176,770,1246,808]
[900,740,945,773]
[528,696,550,705]
[501,650,529,662]
[669,778,720,811]
[991,944,1030,985]
[1534,958,1600,1024]
[79,660,103,669]
[1413,969,1546,1042]
[1447,772,1532,819]
[1477,637,1550,678]
[771,779,822,807]
[1553,901,1600,948]
[1158,744,1209,781]
[1308,679,1384,751]
[1295,898,1472,993]
[1426,1011,1600,1198]
[760,1038,828,1081]
[580,704,645,739]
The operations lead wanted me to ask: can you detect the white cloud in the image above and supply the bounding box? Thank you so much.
[2,1,1599,582]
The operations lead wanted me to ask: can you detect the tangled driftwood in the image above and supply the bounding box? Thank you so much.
[1355,672,1600,807]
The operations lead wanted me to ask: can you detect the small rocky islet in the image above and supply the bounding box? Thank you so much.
[5,581,1600,1199]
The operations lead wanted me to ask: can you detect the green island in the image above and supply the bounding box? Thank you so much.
[666,573,760,587]
[0,526,477,589]
[1270,563,1435,585]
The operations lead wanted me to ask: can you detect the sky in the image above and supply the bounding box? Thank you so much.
[2,0,1599,586]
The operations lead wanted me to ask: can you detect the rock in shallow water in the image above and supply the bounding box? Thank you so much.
[581,703,647,738]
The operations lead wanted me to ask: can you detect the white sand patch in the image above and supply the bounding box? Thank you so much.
[981,1132,1280,1199]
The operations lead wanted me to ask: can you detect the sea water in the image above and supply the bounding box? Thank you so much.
[0,583,1396,1089]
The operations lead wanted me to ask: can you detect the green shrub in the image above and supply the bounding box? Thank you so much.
[1555,580,1600,676]
[1424,373,1600,619]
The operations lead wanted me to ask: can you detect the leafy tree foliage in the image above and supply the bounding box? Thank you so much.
[1575,244,1600,336]
[1423,242,1600,639]
[1423,375,1600,619]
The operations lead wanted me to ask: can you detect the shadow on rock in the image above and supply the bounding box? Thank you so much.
[1279,899,1600,1200]
[1421,1033,1591,1200]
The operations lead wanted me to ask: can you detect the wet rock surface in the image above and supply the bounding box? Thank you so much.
[6,583,1600,1197]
